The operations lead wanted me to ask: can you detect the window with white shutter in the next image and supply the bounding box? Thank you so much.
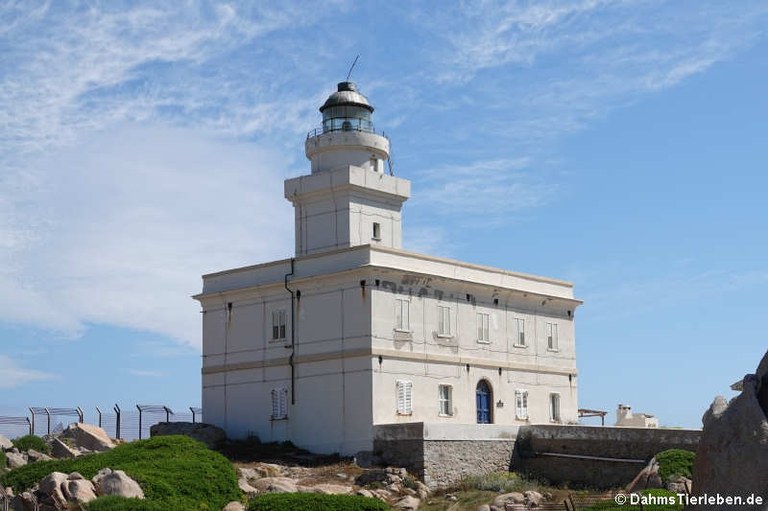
[477,313,490,343]
[271,387,288,419]
[547,322,559,351]
[396,380,413,415]
[395,299,410,331]
[438,385,453,416]
[515,389,529,420]
[272,310,287,341]
[437,306,451,336]
[515,318,526,347]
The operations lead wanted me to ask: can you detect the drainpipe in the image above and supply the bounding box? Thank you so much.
[284,258,296,404]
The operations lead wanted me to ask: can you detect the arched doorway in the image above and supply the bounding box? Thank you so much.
[476,380,493,424]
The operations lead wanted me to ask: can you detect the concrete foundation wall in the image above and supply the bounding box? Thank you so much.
[514,424,701,488]
[373,422,701,490]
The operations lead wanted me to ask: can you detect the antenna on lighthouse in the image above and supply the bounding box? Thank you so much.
[346,55,360,82]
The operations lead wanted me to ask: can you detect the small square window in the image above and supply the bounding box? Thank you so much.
[272,310,287,340]
[438,385,453,416]
[547,322,559,351]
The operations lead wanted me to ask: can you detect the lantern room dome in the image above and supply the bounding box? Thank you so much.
[320,81,374,113]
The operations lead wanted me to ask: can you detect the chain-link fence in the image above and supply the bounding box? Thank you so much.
[0,404,202,442]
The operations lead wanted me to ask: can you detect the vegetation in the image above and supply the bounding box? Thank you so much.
[1,435,240,511]
[12,434,50,455]
[248,493,390,511]
[655,449,695,482]
[459,471,542,493]
[0,450,5,469]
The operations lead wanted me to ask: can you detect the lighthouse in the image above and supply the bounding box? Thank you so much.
[285,81,410,256]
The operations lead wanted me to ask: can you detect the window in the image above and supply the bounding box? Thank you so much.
[395,298,410,331]
[547,322,559,350]
[515,389,529,420]
[437,305,451,336]
[271,387,288,419]
[272,310,287,340]
[477,312,490,343]
[372,222,381,240]
[549,393,561,422]
[438,385,453,416]
[515,318,526,346]
[396,380,413,415]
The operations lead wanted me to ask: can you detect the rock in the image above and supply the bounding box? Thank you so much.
[50,438,79,459]
[691,349,768,510]
[394,495,421,510]
[0,433,12,451]
[524,490,543,506]
[253,477,298,493]
[666,476,691,494]
[221,502,245,511]
[10,491,37,511]
[149,422,226,449]
[626,458,663,492]
[355,451,383,468]
[238,477,258,495]
[357,489,374,498]
[5,452,27,469]
[63,479,97,503]
[250,462,283,478]
[38,472,69,509]
[477,506,491,511]
[93,468,145,499]
[60,423,115,452]
[355,468,388,486]
[26,449,52,463]
[493,492,524,508]
[415,480,430,500]
[67,472,84,481]
[305,483,353,495]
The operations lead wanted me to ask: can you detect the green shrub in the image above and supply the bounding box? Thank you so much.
[0,450,6,469]
[248,493,390,511]
[460,471,540,493]
[655,449,695,482]
[12,434,50,454]
[1,435,239,510]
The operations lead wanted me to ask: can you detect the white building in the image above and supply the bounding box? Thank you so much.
[615,404,658,428]
[195,81,582,455]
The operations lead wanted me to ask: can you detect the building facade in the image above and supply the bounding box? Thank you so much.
[196,81,582,455]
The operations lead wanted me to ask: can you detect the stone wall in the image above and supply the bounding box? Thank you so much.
[514,424,702,488]
[374,422,701,490]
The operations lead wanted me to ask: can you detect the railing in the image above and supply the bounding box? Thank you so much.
[0,404,201,442]
[306,125,389,140]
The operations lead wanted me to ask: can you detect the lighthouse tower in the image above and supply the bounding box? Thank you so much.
[284,81,410,256]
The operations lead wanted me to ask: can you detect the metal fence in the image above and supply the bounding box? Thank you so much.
[0,404,201,442]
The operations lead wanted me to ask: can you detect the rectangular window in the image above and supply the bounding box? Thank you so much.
[395,299,410,331]
[547,322,559,351]
[515,318,526,346]
[438,384,453,416]
[396,380,413,415]
[515,389,529,420]
[271,387,288,419]
[272,310,287,340]
[437,305,451,336]
[372,222,381,240]
[549,393,561,422]
[477,312,490,343]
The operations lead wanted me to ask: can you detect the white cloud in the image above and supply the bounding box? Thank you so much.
[0,355,54,389]
[1,123,294,347]
[126,369,167,378]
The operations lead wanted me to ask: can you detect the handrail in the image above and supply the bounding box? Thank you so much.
[306,125,389,140]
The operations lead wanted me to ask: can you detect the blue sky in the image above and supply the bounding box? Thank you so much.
[1,1,766,430]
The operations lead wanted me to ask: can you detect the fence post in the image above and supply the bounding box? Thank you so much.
[29,408,35,436]
[136,405,142,440]
[114,404,121,440]
[45,407,51,436]
[96,407,102,428]
[77,406,83,423]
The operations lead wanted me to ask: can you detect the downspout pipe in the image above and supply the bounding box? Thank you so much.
[284,258,296,404]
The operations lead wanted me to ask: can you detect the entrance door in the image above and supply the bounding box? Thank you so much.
[476,380,493,424]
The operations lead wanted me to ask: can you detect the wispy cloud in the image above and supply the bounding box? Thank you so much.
[0,355,55,389]
[126,369,167,378]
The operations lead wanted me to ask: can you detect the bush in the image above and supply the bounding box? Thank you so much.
[12,434,50,454]
[248,493,390,511]
[655,449,695,482]
[1,435,239,510]
[460,471,540,493]
[0,450,5,469]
